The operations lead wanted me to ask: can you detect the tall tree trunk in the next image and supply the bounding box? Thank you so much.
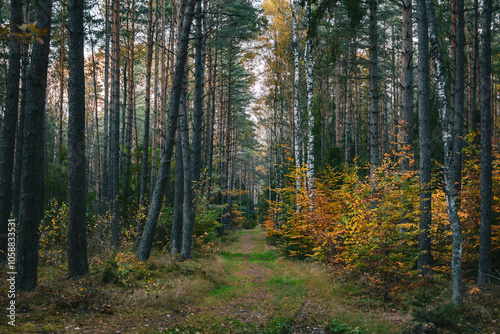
[453,0,465,192]
[223,47,233,228]
[426,0,463,305]
[137,0,196,262]
[0,0,22,262]
[334,8,341,147]
[206,42,217,201]
[13,32,30,221]
[345,37,352,164]
[417,0,432,274]
[102,0,110,211]
[170,132,184,254]
[192,0,205,185]
[16,0,53,291]
[180,63,196,259]
[159,0,167,149]
[369,0,379,178]
[124,0,136,218]
[57,4,66,165]
[470,0,479,134]
[67,0,89,279]
[305,0,314,193]
[110,0,121,248]
[90,39,101,210]
[136,0,154,251]
[292,0,301,186]
[477,0,492,286]
[401,0,413,171]
[150,0,160,199]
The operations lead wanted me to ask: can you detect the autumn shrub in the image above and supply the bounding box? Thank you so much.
[40,199,69,265]
[266,157,421,299]
[266,140,500,301]
[430,134,500,278]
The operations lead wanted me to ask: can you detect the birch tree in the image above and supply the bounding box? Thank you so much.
[426,0,463,305]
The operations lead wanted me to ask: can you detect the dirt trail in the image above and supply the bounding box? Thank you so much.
[38,227,405,334]
[163,227,330,333]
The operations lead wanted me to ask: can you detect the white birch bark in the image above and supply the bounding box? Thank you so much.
[305,0,314,194]
[291,0,301,192]
[426,0,463,305]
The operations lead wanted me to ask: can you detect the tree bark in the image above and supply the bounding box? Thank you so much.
[417,0,432,275]
[0,0,22,262]
[478,0,492,286]
[12,2,31,221]
[192,0,206,185]
[110,0,121,248]
[180,63,196,259]
[470,0,479,134]
[137,0,196,262]
[57,4,65,165]
[135,0,154,251]
[401,0,413,171]
[170,132,184,254]
[369,0,379,178]
[453,0,465,192]
[67,0,89,279]
[16,0,53,291]
[124,0,136,217]
[426,0,463,305]
[305,0,314,193]
[292,0,301,185]
[102,0,110,211]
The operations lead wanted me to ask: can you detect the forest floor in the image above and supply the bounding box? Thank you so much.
[2,226,498,333]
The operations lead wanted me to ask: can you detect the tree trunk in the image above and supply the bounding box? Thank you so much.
[57,4,65,165]
[150,0,160,200]
[305,0,314,193]
[67,0,89,279]
[110,0,121,248]
[13,37,29,221]
[470,0,479,134]
[180,63,196,260]
[369,0,379,177]
[0,0,22,262]
[192,0,206,185]
[124,0,136,218]
[453,0,464,192]
[170,132,184,254]
[334,8,341,147]
[292,0,301,184]
[102,0,110,211]
[16,0,53,291]
[135,0,154,251]
[417,0,432,275]
[401,0,413,171]
[137,0,196,262]
[478,0,492,286]
[426,0,463,305]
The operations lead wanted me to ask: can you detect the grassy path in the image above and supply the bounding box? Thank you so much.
[164,227,405,333]
[2,226,408,333]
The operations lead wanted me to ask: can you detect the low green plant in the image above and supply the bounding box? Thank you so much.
[326,319,365,334]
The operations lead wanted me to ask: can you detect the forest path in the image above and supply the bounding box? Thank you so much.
[159,226,406,334]
[167,227,331,333]
[9,226,406,334]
